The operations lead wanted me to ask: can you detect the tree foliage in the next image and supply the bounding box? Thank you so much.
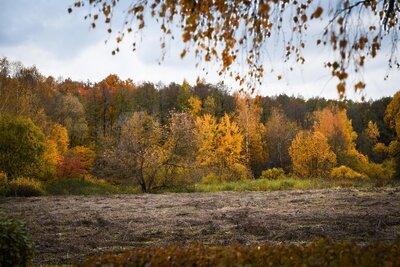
[41,124,70,179]
[0,115,46,179]
[264,107,299,171]
[104,111,197,192]
[195,113,247,180]
[71,0,400,95]
[1,58,398,187]
[313,104,358,164]
[330,165,368,180]
[385,91,400,137]
[358,120,380,159]
[384,92,400,177]
[52,93,88,146]
[187,96,202,116]
[116,111,164,192]
[289,130,337,178]
[79,239,400,267]
[58,145,97,179]
[0,213,35,266]
[234,93,266,177]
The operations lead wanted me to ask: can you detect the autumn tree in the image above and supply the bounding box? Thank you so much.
[203,96,217,116]
[358,121,380,160]
[113,80,136,123]
[166,112,197,162]
[48,124,70,155]
[195,114,248,180]
[234,93,266,177]
[71,1,400,95]
[0,115,46,179]
[82,75,132,142]
[289,130,337,178]
[264,108,299,171]
[191,82,235,117]
[384,92,400,177]
[0,58,50,128]
[96,76,116,138]
[187,96,202,117]
[115,112,164,192]
[194,114,218,170]
[105,111,197,192]
[57,78,88,96]
[176,79,191,111]
[109,76,137,127]
[132,82,160,115]
[57,145,96,179]
[313,104,389,178]
[162,112,198,186]
[313,105,358,165]
[347,97,394,158]
[43,124,70,179]
[52,93,88,146]
[159,82,181,123]
[385,92,400,137]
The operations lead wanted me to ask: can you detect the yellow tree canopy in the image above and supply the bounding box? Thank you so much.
[234,93,266,175]
[195,113,244,175]
[385,92,400,137]
[313,105,357,158]
[289,130,337,178]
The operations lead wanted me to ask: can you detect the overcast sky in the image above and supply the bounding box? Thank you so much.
[1,0,398,100]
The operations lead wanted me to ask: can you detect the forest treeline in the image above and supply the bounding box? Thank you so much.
[1,58,399,193]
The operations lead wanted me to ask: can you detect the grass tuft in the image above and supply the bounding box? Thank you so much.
[193,176,393,192]
[46,178,139,195]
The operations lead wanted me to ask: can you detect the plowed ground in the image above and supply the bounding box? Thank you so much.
[1,187,400,265]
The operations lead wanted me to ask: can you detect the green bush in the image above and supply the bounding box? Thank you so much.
[79,239,400,267]
[6,177,45,197]
[330,165,368,180]
[0,213,35,267]
[259,168,286,180]
[363,162,394,180]
[0,115,46,179]
[200,173,223,185]
[228,163,253,181]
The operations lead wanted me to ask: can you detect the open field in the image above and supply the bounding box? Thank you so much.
[1,187,400,265]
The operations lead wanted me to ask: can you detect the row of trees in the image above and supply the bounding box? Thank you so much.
[0,58,399,192]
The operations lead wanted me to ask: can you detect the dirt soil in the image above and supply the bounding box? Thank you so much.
[1,187,400,265]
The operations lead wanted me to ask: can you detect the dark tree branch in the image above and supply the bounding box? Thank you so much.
[327,1,370,27]
[383,0,397,30]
